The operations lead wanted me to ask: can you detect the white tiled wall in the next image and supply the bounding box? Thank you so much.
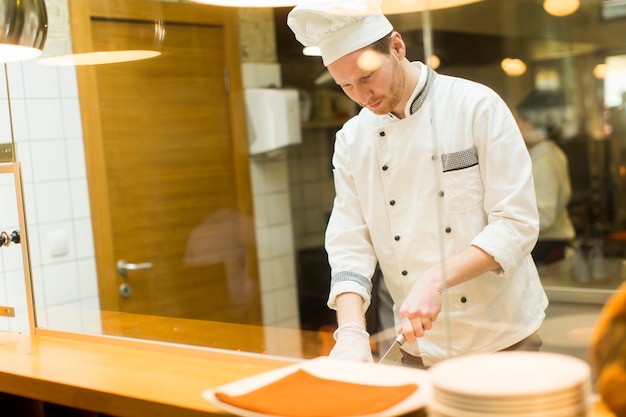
[251,152,300,331]
[242,62,302,356]
[251,152,302,358]
[0,61,100,334]
[287,129,336,250]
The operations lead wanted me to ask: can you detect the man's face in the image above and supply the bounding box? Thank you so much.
[327,45,405,116]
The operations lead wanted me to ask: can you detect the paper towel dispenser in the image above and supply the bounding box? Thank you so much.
[245,88,302,155]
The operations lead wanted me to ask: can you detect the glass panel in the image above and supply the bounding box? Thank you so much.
[7,0,622,365]
[395,0,626,303]
[279,0,623,365]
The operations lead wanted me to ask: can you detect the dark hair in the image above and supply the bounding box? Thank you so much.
[368,31,393,54]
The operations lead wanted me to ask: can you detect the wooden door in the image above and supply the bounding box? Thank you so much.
[69,1,262,327]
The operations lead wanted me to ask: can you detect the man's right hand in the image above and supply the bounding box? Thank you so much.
[328,322,373,363]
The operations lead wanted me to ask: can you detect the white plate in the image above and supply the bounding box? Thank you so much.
[427,399,592,417]
[202,356,432,417]
[433,387,588,413]
[429,351,591,398]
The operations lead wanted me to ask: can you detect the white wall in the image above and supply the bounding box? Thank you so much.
[287,129,336,250]
[242,62,302,355]
[0,61,100,334]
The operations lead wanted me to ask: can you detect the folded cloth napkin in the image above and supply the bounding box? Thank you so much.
[214,368,418,417]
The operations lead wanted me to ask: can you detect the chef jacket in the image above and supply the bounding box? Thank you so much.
[529,140,575,241]
[325,63,549,366]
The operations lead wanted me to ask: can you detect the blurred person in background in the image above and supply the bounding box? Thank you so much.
[517,111,575,267]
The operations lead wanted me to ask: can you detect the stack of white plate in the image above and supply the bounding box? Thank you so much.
[428,351,592,417]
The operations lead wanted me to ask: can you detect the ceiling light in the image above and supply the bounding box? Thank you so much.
[382,0,483,14]
[428,54,441,69]
[188,0,299,6]
[37,51,161,66]
[543,0,580,17]
[303,46,321,57]
[501,58,527,77]
[190,0,484,10]
[593,64,608,79]
[0,0,48,63]
[39,19,164,67]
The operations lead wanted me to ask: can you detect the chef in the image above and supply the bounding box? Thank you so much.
[287,0,549,367]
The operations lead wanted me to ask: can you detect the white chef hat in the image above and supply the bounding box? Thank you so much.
[287,0,393,66]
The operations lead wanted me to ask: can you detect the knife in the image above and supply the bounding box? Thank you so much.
[377,333,406,364]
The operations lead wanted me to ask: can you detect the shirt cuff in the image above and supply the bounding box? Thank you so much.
[327,281,371,314]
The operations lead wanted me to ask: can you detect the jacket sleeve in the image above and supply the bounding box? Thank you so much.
[468,88,540,275]
[325,128,377,313]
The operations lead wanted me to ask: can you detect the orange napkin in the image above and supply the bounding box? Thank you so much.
[214,368,419,417]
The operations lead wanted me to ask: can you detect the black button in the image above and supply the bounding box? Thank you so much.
[402,270,408,276]
[379,131,386,137]
[445,227,452,233]
[461,296,467,303]
[382,165,389,171]
[394,235,400,241]
[390,200,396,206]
[438,191,444,197]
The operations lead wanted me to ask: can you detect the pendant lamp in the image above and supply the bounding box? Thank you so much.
[543,0,579,17]
[0,0,48,63]
[382,0,482,14]
[188,0,298,6]
[501,57,527,77]
[188,0,482,9]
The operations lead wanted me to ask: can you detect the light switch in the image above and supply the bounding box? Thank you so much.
[48,229,69,257]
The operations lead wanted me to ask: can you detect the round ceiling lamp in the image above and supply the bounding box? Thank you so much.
[303,46,321,57]
[188,0,299,6]
[38,50,162,66]
[428,54,441,69]
[189,0,483,10]
[543,0,580,17]
[0,0,48,62]
[501,58,527,77]
[382,0,483,14]
[593,64,607,80]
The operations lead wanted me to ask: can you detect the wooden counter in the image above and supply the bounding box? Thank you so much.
[0,331,617,417]
[0,331,297,417]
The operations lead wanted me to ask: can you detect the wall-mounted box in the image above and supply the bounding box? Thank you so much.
[245,88,302,155]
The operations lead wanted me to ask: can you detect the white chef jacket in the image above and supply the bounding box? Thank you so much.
[529,140,575,241]
[325,63,549,366]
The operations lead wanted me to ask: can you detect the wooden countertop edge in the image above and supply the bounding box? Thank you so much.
[0,331,618,417]
[0,331,300,417]
[0,372,213,417]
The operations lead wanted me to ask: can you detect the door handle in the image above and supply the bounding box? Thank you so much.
[117,259,153,276]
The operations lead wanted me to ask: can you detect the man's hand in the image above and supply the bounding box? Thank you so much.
[398,268,443,342]
[397,245,500,342]
[329,322,373,363]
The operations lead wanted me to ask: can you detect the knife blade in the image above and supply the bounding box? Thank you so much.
[377,333,406,364]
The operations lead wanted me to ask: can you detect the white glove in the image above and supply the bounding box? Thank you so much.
[329,322,373,363]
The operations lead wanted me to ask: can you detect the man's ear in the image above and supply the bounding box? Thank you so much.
[390,31,407,60]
